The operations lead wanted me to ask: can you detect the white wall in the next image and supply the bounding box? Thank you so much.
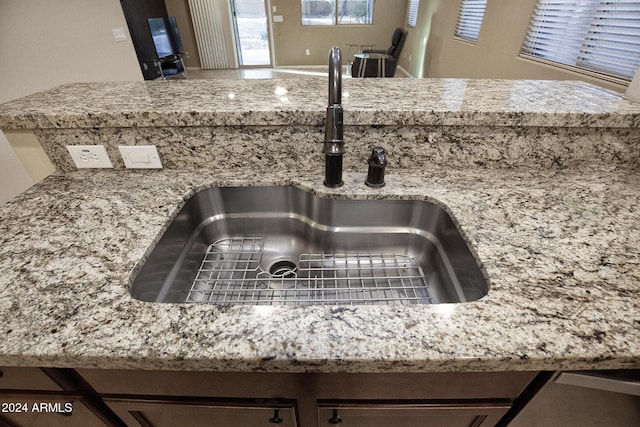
[0,0,142,205]
[0,138,33,205]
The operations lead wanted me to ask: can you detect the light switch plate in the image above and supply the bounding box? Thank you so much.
[112,28,126,42]
[66,145,113,168]
[118,145,163,169]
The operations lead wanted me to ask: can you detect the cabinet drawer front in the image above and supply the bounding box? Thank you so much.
[0,367,61,391]
[104,397,297,427]
[318,402,511,427]
[77,370,538,400]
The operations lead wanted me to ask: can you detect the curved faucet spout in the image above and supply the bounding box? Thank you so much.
[323,46,345,188]
[328,47,342,106]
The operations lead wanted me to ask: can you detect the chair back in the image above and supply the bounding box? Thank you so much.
[386,28,408,59]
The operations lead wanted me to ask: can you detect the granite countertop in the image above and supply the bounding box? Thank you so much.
[0,78,638,373]
[1,78,640,129]
[0,166,638,373]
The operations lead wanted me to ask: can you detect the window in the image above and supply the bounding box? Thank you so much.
[407,0,420,28]
[522,0,640,80]
[454,0,488,43]
[301,0,373,25]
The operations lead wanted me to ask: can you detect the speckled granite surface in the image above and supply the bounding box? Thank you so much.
[35,125,640,171]
[0,78,638,373]
[0,78,637,173]
[1,78,640,129]
[0,167,638,373]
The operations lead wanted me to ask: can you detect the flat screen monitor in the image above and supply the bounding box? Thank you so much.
[148,17,183,59]
[167,17,184,54]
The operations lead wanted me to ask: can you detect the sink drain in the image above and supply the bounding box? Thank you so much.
[268,260,298,279]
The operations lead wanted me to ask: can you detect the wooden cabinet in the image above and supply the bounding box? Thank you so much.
[0,367,61,391]
[119,0,170,80]
[77,370,540,427]
[2,368,544,426]
[104,397,297,427]
[0,391,107,427]
[318,402,510,427]
[0,367,109,427]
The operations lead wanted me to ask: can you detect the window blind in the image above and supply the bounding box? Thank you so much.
[454,0,488,42]
[522,0,640,80]
[407,0,420,27]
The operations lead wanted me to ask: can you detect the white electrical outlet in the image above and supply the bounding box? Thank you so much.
[67,145,113,168]
[305,48,310,56]
[118,145,163,169]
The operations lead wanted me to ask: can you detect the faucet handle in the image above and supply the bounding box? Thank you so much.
[365,147,387,188]
[367,146,387,166]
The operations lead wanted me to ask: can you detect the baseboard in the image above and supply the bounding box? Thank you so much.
[274,65,327,70]
[396,65,415,78]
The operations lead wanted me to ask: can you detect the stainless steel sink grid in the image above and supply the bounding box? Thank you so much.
[131,186,489,305]
[187,237,431,305]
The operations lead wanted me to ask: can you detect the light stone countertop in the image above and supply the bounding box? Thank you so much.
[0,77,638,373]
[1,78,640,129]
[0,166,638,373]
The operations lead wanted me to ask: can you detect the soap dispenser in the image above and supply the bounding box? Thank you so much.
[365,146,387,188]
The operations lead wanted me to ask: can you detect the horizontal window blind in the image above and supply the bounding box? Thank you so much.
[454,0,488,42]
[522,0,640,80]
[407,0,420,27]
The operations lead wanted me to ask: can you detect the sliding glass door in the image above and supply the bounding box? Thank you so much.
[230,0,272,66]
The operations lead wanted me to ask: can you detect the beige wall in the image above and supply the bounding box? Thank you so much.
[0,0,142,205]
[0,0,142,102]
[398,0,439,78]
[399,0,631,92]
[167,0,406,67]
[626,70,640,101]
[0,135,33,206]
[165,0,202,68]
[270,0,405,66]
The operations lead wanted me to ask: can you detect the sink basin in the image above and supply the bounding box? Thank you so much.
[131,186,488,305]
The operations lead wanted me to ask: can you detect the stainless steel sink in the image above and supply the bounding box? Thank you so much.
[130,186,488,305]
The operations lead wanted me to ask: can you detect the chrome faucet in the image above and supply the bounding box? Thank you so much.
[323,46,344,187]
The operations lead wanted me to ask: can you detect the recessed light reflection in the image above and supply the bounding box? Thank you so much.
[254,305,276,317]
[227,93,236,99]
[343,91,350,98]
[274,86,288,96]
[434,303,456,317]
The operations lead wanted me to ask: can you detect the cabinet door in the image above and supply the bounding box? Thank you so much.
[318,402,511,427]
[104,397,297,427]
[0,367,61,391]
[0,391,108,427]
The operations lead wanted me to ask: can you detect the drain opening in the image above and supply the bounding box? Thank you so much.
[269,260,298,279]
